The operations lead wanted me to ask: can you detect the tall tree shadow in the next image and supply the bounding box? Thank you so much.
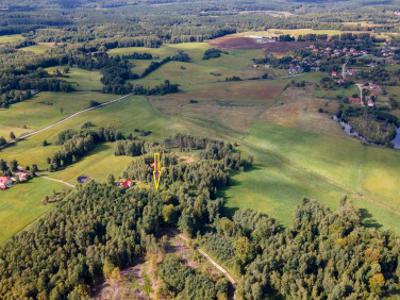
[358,208,382,229]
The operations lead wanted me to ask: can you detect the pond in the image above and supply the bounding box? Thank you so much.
[391,127,400,149]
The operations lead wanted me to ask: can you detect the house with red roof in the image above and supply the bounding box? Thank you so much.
[0,176,12,190]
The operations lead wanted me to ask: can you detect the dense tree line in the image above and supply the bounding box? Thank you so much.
[0,183,165,299]
[114,140,147,157]
[203,48,224,60]
[158,254,229,299]
[48,127,125,171]
[200,200,400,299]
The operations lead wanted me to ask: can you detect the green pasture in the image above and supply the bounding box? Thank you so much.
[0,34,24,44]
[19,43,56,54]
[46,67,104,91]
[0,177,68,245]
[0,91,113,137]
[225,122,400,234]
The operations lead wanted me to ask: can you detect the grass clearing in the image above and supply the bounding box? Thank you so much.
[0,91,114,136]
[46,67,104,91]
[225,122,400,234]
[0,34,24,44]
[19,43,56,54]
[0,177,68,245]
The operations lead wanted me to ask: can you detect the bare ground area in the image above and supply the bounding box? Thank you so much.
[209,36,310,54]
[92,230,229,300]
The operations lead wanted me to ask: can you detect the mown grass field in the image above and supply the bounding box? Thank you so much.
[225,122,400,233]
[19,43,56,54]
[0,177,68,244]
[0,34,24,44]
[2,38,400,245]
[46,67,104,91]
[0,91,113,137]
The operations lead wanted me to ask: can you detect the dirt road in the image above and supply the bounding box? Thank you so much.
[178,234,237,286]
[2,94,132,149]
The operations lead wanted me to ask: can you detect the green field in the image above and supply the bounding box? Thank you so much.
[0,91,114,137]
[46,67,104,91]
[225,122,400,233]
[0,34,24,44]
[0,177,68,244]
[2,40,400,246]
[19,43,56,54]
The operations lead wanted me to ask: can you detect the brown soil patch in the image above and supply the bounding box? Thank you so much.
[209,36,310,54]
[260,86,342,135]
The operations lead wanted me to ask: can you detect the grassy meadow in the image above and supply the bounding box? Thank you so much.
[0,177,68,244]
[0,34,25,44]
[19,43,57,54]
[2,39,400,245]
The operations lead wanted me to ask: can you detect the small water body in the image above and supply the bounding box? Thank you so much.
[391,127,400,149]
[332,116,367,143]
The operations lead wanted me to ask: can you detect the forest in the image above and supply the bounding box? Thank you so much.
[0,134,398,299]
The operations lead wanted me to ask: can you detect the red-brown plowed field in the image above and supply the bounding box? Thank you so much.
[209,36,310,54]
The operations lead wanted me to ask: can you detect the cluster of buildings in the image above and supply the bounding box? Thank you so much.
[347,83,379,108]
[380,42,397,57]
[0,169,31,191]
[308,45,368,58]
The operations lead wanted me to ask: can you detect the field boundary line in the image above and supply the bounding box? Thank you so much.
[42,176,75,188]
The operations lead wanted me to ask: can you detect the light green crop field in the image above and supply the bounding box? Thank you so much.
[46,67,104,91]
[0,34,25,44]
[0,91,114,137]
[225,122,400,234]
[0,96,206,169]
[313,85,359,99]
[0,177,68,244]
[19,43,56,54]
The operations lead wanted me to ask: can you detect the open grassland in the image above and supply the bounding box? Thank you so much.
[229,28,397,40]
[225,122,400,234]
[313,85,359,99]
[49,143,134,185]
[0,96,206,169]
[46,67,104,91]
[0,177,68,245]
[0,34,24,44]
[19,43,57,54]
[0,91,114,137]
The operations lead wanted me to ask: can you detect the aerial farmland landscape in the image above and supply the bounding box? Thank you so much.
[0,0,400,299]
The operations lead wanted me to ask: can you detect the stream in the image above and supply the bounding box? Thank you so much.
[332,116,367,143]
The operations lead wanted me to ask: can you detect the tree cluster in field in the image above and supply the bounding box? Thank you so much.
[158,254,230,299]
[201,199,400,299]
[0,68,74,107]
[0,159,20,175]
[140,51,191,78]
[202,48,224,60]
[114,140,147,156]
[48,127,125,171]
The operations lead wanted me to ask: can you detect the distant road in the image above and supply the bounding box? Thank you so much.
[2,93,132,148]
